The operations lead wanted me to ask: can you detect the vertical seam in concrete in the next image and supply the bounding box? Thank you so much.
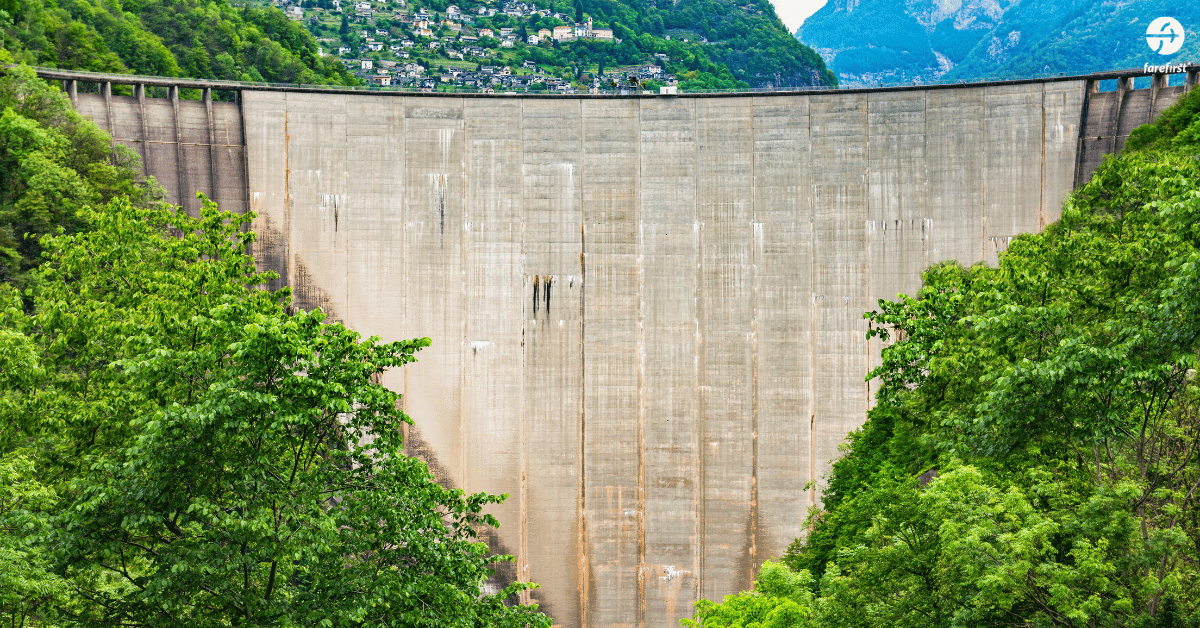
[67,79,77,107]
[1111,77,1128,155]
[103,81,115,156]
[1073,80,1093,188]
[284,97,293,288]
[172,86,187,212]
[979,87,987,263]
[749,99,760,577]
[635,97,647,628]
[692,95,705,606]
[136,84,149,177]
[1039,85,1047,230]
[863,93,871,412]
[573,95,591,628]
[806,99,816,513]
[204,88,218,207]
[342,98,349,322]
[236,90,250,220]
[459,98,467,493]
[1148,73,1161,126]
[511,99,531,602]
[922,89,928,272]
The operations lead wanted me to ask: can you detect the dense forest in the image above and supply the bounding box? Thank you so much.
[0,65,549,626]
[682,87,1200,626]
[0,0,358,84]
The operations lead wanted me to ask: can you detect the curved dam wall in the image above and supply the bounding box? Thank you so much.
[51,67,1196,628]
[244,85,1082,628]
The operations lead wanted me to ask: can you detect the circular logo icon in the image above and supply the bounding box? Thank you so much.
[1146,17,1185,55]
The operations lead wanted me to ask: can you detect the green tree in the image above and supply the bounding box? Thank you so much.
[0,65,148,289]
[1,195,551,626]
[783,87,1200,627]
[681,561,816,628]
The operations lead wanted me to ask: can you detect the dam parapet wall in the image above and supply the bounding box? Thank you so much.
[44,65,1197,628]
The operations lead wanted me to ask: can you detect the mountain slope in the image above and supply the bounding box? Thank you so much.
[286,0,835,91]
[797,0,1200,85]
[1,0,358,85]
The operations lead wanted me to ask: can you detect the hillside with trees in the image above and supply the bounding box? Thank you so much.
[0,0,358,85]
[0,0,834,91]
[682,83,1200,627]
[259,0,834,92]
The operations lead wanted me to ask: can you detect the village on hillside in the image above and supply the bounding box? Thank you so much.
[265,0,682,92]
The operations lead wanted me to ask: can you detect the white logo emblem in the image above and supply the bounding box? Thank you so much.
[1146,17,1185,55]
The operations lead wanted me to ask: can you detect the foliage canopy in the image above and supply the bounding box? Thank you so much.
[0,147,549,626]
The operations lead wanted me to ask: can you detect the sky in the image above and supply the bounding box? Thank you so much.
[770,0,830,34]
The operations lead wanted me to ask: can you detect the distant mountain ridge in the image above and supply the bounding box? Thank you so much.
[796,0,1200,86]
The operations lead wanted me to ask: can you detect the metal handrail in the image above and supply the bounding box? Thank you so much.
[18,63,1200,98]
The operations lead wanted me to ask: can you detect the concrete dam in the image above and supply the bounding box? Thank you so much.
[43,65,1198,628]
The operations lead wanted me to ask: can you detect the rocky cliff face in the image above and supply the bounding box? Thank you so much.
[797,0,1199,86]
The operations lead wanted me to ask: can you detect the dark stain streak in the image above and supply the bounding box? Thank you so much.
[532,275,540,319]
[437,178,446,236]
[254,219,289,294]
[291,257,342,323]
[333,198,339,233]
[543,276,551,318]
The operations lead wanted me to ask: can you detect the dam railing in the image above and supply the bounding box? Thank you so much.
[19,63,1200,98]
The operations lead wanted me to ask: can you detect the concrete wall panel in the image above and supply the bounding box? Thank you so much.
[638,96,702,626]
[749,98,814,568]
